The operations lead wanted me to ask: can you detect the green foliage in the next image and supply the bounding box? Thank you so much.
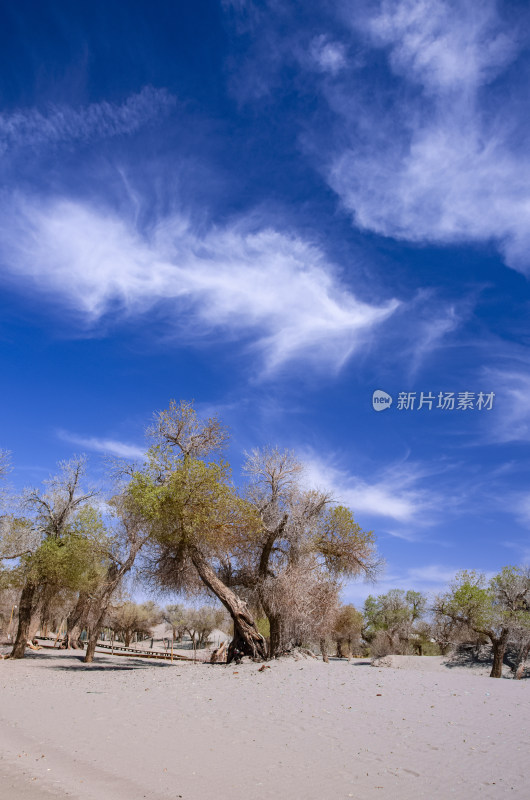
[364,589,429,655]
[436,566,530,653]
[443,570,493,631]
[364,589,424,634]
[128,455,259,555]
[313,505,376,577]
[11,503,110,596]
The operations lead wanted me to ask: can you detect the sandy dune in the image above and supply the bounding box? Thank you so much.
[0,651,527,799]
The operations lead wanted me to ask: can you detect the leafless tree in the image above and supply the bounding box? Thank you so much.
[149,399,228,459]
[332,604,363,658]
[183,606,226,648]
[106,601,161,647]
[227,447,380,657]
[163,603,188,642]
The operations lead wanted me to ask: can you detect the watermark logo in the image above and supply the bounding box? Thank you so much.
[371,389,495,412]
[372,389,393,411]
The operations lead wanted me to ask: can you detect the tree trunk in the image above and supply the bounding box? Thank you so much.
[28,613,41,642]
[336,638,344,659]
[10,582,37,659]
[514,641,530,680]
[320,637,329,663]
[189,546,266,662]
[490,633,508,678]
[80,538,145,664]
[84,628,99,663]
[268,614,283,658]
[83,600,112,663]
[124,632,132,647]
[66,592,91,649]
[39,586,54,635]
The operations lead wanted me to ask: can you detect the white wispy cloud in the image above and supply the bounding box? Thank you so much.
[343,562,463,605]
[324,0,530,273]
[0,87,175,157]
[407,564,459,583]
[0,194,399,373]
[480,368,530,442]
[300,452,438,524]
[365,0,517,93]
[309,36,347,74]
[57,430,145,460]
[513,495,530,528]
[400,295,463,377]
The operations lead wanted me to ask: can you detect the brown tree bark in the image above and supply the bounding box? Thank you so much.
[320,637,329,663]
[84,628,99,663]
[490,631,508,678]
[66,592,91,649]
[38,586,55,636]
[514,641,530,679]
[189,545,266,662]
[10,582,38,659]
[268,614,283,659]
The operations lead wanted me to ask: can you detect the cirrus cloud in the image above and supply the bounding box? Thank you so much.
[0,87,176,157]
[323,0,530,273]
[0,193,399,374]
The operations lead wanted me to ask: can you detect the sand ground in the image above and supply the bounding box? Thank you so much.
[0,650,527,800]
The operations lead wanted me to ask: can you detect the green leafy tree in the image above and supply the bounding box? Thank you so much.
[435,567,530,678]
[3,458,101,659]
[364,589,428,656]
[126,401,267,662]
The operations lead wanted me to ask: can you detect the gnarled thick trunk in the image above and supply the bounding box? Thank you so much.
[189,545,266,662]
[10,582,37,659]
[490,631,508,678]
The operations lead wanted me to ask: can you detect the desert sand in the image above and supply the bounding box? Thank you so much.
[0,650,527,800]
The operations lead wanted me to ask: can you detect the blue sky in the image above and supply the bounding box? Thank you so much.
[1,0,529,605]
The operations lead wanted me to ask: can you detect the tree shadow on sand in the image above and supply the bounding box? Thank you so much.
[52,655,179,671]
[443,644,525,677]
[6,650,180,671]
